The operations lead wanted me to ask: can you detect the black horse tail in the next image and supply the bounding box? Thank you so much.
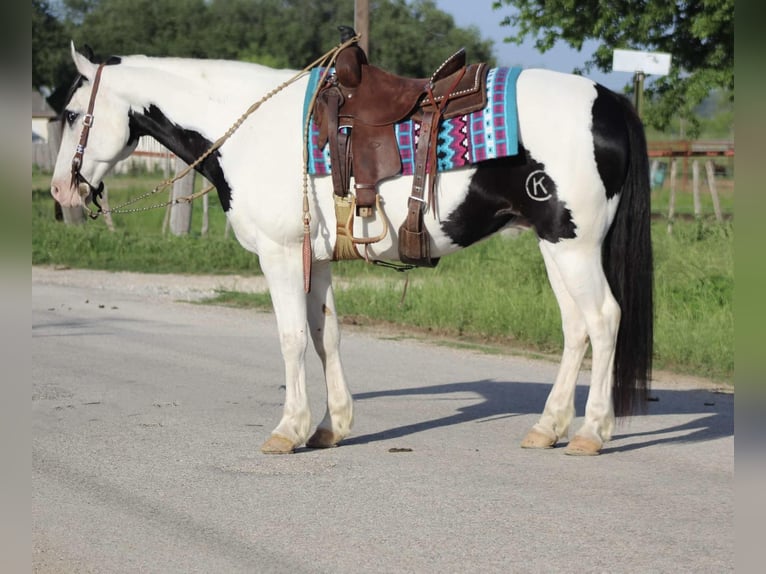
[598,87,654,417]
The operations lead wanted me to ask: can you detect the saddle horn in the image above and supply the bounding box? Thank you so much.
[338,25,357,43]
[335,25,367,88]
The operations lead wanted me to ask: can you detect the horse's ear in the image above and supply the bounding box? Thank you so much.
[70,41,98,79]
[82,44,96,61]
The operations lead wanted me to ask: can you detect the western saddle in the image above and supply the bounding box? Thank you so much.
[313,28,489,266]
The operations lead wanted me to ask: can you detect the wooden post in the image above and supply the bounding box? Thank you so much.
[692,160,701,219]
[99,187,115,231]
[169,156,194,236]
[633,71,645,118]
[355,0,370,57]
[667,158,677,234]
[704,159,724,223]
[650,159,659,188]
[201,192,209,236]
[162,195,171,234]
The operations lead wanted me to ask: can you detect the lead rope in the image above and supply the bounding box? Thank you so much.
[86,35,361,294]
[299,35,361,292]
[89,36,359,222]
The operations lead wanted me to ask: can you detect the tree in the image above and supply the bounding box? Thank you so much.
[370,0,495,75]
[208,0,495,75]
[37,0,494,83]
[205,0,356,68]
[493,0,733,136]
[32,0,72,92]
[65,0,210,58]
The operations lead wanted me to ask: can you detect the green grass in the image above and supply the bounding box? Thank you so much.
[651,221,734,378]
[336,232,562,349]
[650,169,734,218]
[344,224,734,381]
[32,176,261,274]
[32,173,734,381]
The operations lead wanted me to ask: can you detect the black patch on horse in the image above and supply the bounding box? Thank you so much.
[128,105,233,212]
[441,151,576,247]
[591,84,631,200]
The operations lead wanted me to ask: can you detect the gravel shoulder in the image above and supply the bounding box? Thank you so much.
[32,265,270,302]
[32,265,732,392]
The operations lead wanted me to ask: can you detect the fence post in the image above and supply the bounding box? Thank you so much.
[168,157,194,235]
[704,160,724,223]
[201,193,209,236]
[667,158,677,234]
[692,160,702,219]
[99,187,116,231]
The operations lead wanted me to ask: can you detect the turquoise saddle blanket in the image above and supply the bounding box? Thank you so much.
[303,66,522,176]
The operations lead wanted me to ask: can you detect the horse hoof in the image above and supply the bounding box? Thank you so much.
[520,428,557,449]
[564,435,602,456]
[260,435,295,454]
[306,428,340,449]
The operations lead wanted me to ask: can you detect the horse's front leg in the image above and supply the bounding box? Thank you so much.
[258,247,312,454]
[304,261,353,448]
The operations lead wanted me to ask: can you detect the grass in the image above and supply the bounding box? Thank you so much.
[32,172,734,382]
[650,169,734,218]
[32,173,260,274]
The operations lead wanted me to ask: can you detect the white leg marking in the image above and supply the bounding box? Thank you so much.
[527,241,589,442]
[259,247,312,451]
[305,262,353,447]
[539,240,620,452]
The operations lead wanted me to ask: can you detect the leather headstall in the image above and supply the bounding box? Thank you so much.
[70,63,107,213]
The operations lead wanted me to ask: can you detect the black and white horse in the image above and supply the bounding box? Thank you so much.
[50,44,653,455]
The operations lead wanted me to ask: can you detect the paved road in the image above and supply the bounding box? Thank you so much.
[32,270,734,573]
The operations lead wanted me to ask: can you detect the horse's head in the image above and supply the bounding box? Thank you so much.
[50,44,137,208]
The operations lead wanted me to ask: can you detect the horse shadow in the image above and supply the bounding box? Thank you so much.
[340,379,733,453]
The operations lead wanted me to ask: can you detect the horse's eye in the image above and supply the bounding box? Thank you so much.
[65,111,79,127]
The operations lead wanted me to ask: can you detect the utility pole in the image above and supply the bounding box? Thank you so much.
[355,0,369,57]
[612,49,671,119]
[633,71,645,119]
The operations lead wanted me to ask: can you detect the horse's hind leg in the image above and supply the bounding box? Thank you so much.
[258,248,313,454]
[528,239,620,455]
[521,240,588,449]
[305,261,353,448]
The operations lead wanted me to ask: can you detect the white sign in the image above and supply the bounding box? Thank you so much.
[612,49,671,76]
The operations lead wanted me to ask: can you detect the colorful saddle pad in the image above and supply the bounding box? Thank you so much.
[303,66,522,176]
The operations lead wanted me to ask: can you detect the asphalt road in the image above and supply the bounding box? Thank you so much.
[32,269,734,573]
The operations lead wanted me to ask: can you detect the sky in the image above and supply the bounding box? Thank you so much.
[434,0,631,92]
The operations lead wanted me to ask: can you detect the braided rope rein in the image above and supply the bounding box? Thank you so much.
[89,35,360,218]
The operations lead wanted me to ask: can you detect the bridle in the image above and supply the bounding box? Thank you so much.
[60,37,360,292]
[70,62,106,216]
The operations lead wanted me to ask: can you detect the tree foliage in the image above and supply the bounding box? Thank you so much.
[493,0,733,136]
[33,0,495,110]
[32,0,71,90]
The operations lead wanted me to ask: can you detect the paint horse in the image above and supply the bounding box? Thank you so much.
[50,42,653,455]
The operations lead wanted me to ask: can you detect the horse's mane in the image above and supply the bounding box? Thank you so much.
[117,55,296,91]
[62,48,298,116]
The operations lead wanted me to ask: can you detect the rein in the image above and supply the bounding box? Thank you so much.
[80,36,361,221]
[70,63,106,203]
[77,35,370,293]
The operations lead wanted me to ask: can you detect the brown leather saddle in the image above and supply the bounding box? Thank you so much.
[313,32,490,266]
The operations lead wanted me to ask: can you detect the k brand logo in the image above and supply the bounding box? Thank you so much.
[525,170,554,202]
